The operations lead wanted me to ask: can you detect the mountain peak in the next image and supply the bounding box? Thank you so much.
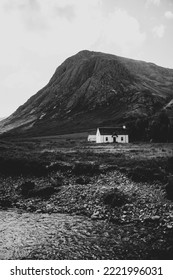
[76,49,94,56]
[0,50,173,137]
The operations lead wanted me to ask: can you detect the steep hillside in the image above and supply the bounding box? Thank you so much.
[0,50,173,136]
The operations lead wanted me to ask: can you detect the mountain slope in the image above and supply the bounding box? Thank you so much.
[0,50,173,136]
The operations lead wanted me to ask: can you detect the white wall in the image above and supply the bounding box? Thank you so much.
[116,135,129,143]
[125,135,129,143]
[88,135,96,142]
[96,128,101,143]
[96,133,129,143]
[100,135,113,143]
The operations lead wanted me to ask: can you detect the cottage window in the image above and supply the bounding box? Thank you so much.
[121,137,124,141]
[106,137,108,141]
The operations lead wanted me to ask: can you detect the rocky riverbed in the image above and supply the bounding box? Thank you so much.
[0,170,173,259]
[0,209,114,260]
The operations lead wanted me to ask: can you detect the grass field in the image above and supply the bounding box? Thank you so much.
[0,133,173,181]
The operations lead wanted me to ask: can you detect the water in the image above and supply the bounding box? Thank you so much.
[0,209,122,259]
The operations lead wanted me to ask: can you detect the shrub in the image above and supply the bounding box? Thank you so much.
[127,166,165,182]
[102,188,128,207]
[73,161,99,176]
[30,185,55,197]
[0,197,12,208]
[76,176,90,185]
[18,181,55,197]
[18,181,35,196]
[47,161,72,172]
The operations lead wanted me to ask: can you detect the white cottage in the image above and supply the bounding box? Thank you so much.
[96,127,129,143]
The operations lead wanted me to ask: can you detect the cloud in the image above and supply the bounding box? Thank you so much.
[55,5,75,21]
[3,0,40,12]
[146,0,160,7]
[94,9,146,56]
[152,24,165,38]
[0,0,101,61]
[0,0,146,63]
[2,0,47,31]
[165,11,173,19]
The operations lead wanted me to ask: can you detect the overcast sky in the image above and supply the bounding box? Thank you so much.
[0,0,173,117]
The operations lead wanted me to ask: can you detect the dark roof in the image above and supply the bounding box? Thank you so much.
[98,127,128,135]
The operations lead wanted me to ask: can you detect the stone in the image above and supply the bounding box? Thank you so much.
[91,211,100,220]
[144,215,161,223]
[151,215,161,221]
[167,224,173,229]
[122,237,130,242]
[36,209,42,213]
[46,204,54,213]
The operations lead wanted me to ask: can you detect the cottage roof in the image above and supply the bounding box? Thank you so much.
[98,127,128,135]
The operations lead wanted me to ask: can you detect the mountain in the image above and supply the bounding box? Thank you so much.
[0,50,173,137]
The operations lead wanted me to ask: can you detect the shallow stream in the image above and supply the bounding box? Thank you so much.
[0,209,122,259]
